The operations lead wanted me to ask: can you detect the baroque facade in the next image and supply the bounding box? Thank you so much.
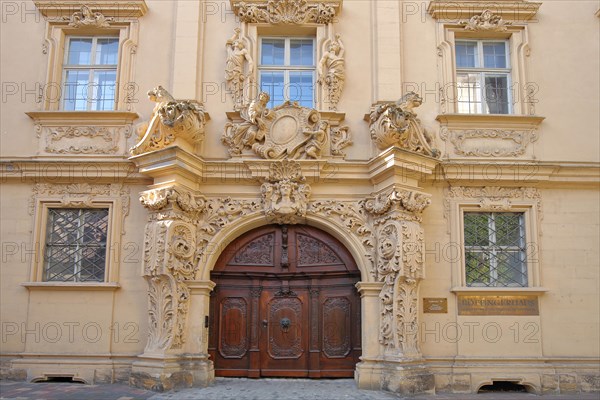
[1,0,599,395]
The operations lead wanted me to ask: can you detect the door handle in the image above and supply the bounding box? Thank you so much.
[262,319,268,328]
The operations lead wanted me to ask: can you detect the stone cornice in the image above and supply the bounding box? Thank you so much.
[3,157,599,188]
[33,0,148,19]
[26,111,139,125]
[427,0,541,22]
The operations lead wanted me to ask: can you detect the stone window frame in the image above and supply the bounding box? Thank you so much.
[34,1,147,112]
[429,2,541,116]
[444,187,545,293]
[25,184,130,289]
[230,0,342,111]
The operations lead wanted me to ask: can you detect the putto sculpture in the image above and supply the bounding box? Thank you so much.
[130,86,207,155]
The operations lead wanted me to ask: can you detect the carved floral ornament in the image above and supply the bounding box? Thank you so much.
[232,0,339,24]
[130,86,207,156]
[369,92,440,158]
[222,92,351,159]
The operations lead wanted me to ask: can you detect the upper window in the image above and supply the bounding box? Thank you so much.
[62,36,119,111]
[43,208,109,282]
[463,212,527,287]
[455,40,511,114]
[259,37,315,108]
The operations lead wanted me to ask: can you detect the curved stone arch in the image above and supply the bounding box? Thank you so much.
[198,211,373,282]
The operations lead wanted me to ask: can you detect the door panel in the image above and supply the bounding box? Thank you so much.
[209,225,361,378]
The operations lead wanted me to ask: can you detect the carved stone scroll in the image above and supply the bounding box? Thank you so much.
[131,86,207,155]
[369,92,440,158]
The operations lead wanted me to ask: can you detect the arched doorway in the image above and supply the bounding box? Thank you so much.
[209,224,361,378]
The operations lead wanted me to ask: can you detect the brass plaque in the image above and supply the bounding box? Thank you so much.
[458,295,539,316]
[423,298,448,313]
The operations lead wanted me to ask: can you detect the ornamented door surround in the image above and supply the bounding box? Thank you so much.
[130,181,435,394]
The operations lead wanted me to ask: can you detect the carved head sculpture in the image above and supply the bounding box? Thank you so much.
[258,91,270,105]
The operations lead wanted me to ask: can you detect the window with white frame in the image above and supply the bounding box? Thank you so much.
[259,37,315,108]
[455,40,511,114]
[43,208,109,282]
[62,36,119,111]
[463,212,528,287]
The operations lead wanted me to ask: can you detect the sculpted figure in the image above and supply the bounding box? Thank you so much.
[318,34,345,110]
[222,92,273,155]
[225,28,254,110]
[303,120,329,159]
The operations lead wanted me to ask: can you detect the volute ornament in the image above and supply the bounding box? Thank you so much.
[130,86,207,155]
[369,92,440,158]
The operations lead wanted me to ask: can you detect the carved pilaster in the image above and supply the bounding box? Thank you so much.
[364,187,430,360]
[140,186,205,354]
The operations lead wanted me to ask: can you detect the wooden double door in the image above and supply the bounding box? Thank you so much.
[209,225,361,378]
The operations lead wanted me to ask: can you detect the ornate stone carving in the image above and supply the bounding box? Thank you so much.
[318,34,345,111]
[369,92,440,157]
[330,126,352,156]
[130,86,207,155]
[30,183,130,234]
[443,186,543,232]
[66,5,113,28]
[364,187,432,223]
[44,126,120,154]
[261,160,311,224]
[225,28,254,111]
[222,93,330,159]
[441,128,539,157]
[461,10,511,32]
[235,0,337,24]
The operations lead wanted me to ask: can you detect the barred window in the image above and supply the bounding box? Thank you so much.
[464,212,527,287]
[43,208,109,282]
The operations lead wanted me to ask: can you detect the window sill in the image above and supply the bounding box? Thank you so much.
[436,113,545,129]
[22,282,120,291]
[451,286,548,295]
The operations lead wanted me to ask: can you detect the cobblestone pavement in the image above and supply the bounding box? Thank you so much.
[1,379,599,400]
